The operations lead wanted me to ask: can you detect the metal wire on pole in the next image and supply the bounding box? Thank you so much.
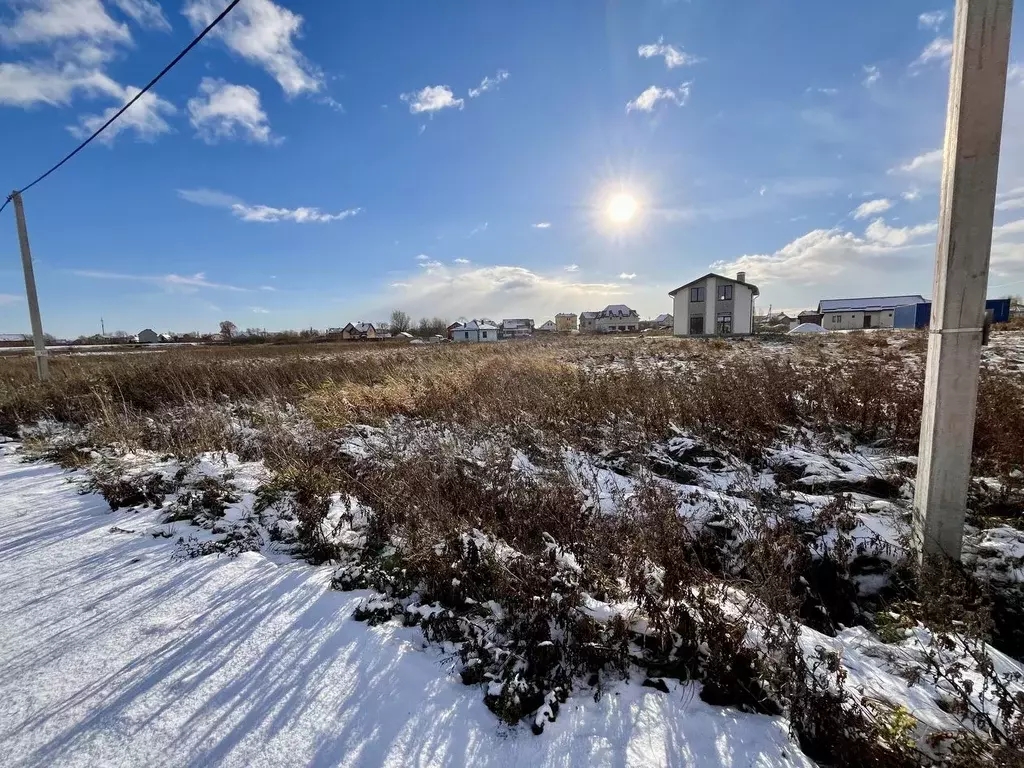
[1,0,242,213]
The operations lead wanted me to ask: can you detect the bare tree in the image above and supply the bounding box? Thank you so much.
[390,309,412,333]
[220,320,238,339]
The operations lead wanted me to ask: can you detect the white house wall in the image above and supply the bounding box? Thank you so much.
[673,290,690,335]
[672,276,756,336]
[735,285,753,334]
[821,310,896,330]
[704,276,717,336]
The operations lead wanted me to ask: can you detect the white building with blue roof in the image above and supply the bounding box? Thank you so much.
[816,295,926,330]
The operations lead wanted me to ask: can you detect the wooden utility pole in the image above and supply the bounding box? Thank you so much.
[914,0,1014,561]
[10,191,50,383]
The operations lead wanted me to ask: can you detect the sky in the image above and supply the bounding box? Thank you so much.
[1,1,1024,337]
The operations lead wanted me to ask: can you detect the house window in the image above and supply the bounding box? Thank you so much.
[464,331,470,339]
[689,316,705,335]
[716,313,733,334]
[690,286,705,302]
[482,331,488,339]
[718,284,733,301]
[833,315,841,323]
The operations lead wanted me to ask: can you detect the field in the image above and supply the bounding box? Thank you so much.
[2,330,1024,766]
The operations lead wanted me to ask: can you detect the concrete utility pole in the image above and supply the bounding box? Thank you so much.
[10,191,50,382]
[914,0,1014,562]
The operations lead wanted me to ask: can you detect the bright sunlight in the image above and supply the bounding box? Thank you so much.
[606,192,639,224]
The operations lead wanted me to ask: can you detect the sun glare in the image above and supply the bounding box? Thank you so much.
[607,192,639,224]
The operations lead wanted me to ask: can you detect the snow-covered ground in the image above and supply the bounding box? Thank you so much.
[0,444,812,768]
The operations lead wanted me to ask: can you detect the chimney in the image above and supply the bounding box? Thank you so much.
[737,271,746,284]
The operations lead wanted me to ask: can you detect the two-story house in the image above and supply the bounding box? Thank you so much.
[555,313,578,332]
[500,318,534,339]
[594,305,640,332]
[668,272,759,336]
[341,323,377,340]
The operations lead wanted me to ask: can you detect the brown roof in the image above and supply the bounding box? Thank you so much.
[668,272,760,297]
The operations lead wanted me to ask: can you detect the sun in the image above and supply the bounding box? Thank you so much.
[607,192,639,224]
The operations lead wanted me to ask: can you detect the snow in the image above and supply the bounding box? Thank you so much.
[787,323,828,334]
[0,446,812,767]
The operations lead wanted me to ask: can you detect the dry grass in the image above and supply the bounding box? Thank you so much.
[3,333,1021,473]
[9,333,1024,763]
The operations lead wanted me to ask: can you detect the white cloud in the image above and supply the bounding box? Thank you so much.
[453,258,470,264]
[712,223,934,304]
[996,186,1024,211]
[864,217,937,247]
[400,84,463,114]
[317,94,343,112]
[902,187,922,201]
[468,69,508,98]
[468,222,488,237]
[367,263,631,322]
[111,0,170,31]
[852,198,893,219]
[619,272,637,280]
[0,61,122,106]
[232,204,360,224]
[259,285,276,291]
[415,254,430,261]
[70,85,176,143]
[187,77,274,144]
[913,37,954,68]
[418,259,443,271]
[626,83,690,113]
[0,294,21,306]
[993,218,1024,238]
[890,148,943,174]
[862,65,881,87]
[533,222,552,229]
[0,0,130,46]
[177,188,242,207]
[807,86,838,95]
[637,37,701,69]
[177,188,360,223]
[182,0,322,97]
[250,306,270,314]
[919,10,947,30]
[564,264,580,272]
[990,217,1024,278]
[71,269,250,292]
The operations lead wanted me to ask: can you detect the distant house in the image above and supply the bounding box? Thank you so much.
[137,329,160,344]
[797,310,823,326]
[159,333,175,342]
[668,272,759,336]
[817,295,926,330]
[536,320,557,332]
[0,333,28,346]
[593,305,640,333]
[342,322,377,340]
[446,322,464,340]
[395,331,414,339]
[579,311,599,333]
[654,313,674,328]
[501,318,534,339]
[453,320,499,342]
[555,313,578,332]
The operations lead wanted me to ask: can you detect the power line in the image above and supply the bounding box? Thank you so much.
[0,0,242,217]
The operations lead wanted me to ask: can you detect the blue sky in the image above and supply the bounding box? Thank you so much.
[1,0,1024,336]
